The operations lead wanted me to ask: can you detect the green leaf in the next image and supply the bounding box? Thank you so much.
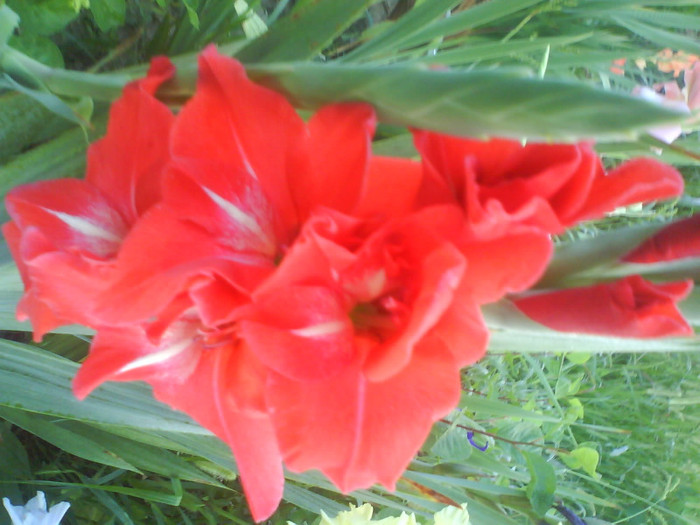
[246,62,685,140]
[182,0,200,29]
[6,0,80,36]
[0,74,88,126]
[90,0,127,33]
[340,0,461,62]
[560,446,600,479]
[7,34,64,67]
[0,4,20,46]
[430,427,474,462]
[236,0,375,63]
[565,353,592,365]
[523,451,556,517]
[420,34,592,66]
[461,394,559,423]
[0,339,208,434]
[398,0,547,52]
[0,406,139,471]
[537,222,666,288]
[613,15,700,55]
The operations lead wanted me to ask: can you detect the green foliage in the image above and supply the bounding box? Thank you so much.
[0,1,699,524]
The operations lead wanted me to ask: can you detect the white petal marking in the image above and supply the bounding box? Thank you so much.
[117,339,191,374]
[291,321,347,338]
[202,186,274,250]
[45,209,122,243]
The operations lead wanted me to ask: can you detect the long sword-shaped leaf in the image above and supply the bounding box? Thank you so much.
[246,62,685,140]
[235,0,376,63]
[339,0,462,62]
[0,339,208,434]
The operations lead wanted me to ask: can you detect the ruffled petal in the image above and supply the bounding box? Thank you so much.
[240,284,355,381]
[267,337,460,492]
[328,337,460,491]
[572,158,684,223]
[458,227,553,304]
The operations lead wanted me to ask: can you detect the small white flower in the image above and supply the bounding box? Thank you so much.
[2,491,70,525]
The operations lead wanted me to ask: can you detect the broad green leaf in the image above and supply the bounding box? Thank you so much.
[6,0,80,36]
[235,0,375,63]
[246,62,685,140]
[560,447,600,479]
[618,7,700,31]
[0,74,87,126]
[0,91,74,164]
[8,34,63,68]
[282,484,347,516]
[523,451,556,517]
[565,353,592,365]
[90,0,127,33]
[0,339,209,434]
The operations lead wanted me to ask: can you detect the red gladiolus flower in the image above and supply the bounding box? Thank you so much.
[512,276,693,337]
[1,58,175,339]
[623,214,700,263]
[412,132,685,235]
[238,207,476,490]
[68,47,450,522]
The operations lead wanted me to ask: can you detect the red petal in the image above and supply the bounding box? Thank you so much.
[458,227,553,304]
[240,285,355,381]
[354,156,423,218]
[150,346,283,522]
[267,337,460,492]
[266,361,362,474]
[330,337,460,491]
[431,293,489,367]
[362,236,466,382]
[74,328,284,522]
[293,103,376,217]
[72,324,200,399]
[573,158,684,223]
[623,215,700,263]
[98,207,272,325]
[86,57,175,223]
[5,179,128,259]
[171,46,304,234]
[513,276,693,337]
[164,162,278,257]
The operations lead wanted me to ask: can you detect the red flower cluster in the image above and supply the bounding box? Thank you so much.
[2,46,690,520]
